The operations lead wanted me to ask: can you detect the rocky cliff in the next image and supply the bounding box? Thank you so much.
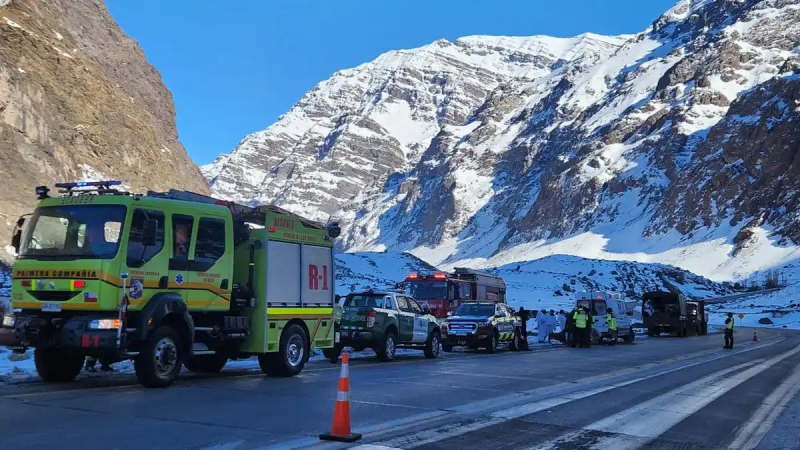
[205,0,800,282]
[0,0,208,260]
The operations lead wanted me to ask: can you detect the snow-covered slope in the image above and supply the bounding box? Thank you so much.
[335,251,437,294]
[208,0,800,283]
[498,255,730,312]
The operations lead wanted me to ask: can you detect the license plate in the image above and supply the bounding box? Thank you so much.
[41,302,62,313]
[334,331,340,343]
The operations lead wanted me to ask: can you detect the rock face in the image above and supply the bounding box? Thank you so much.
[206,0,800,281]
[0,0,208,260]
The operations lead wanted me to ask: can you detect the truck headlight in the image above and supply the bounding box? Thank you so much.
[2,314,16,327]
[89,319,120,330]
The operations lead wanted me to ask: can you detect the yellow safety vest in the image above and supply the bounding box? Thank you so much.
[574,312,588,328]
[606,315,618,331]
[726,319,734,330]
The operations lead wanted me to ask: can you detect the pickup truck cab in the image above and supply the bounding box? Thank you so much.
[440,301,522,353]
[333,290,441,362]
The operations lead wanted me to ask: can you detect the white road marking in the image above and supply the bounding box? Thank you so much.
[728,359,800,449]
[531,345,800,450]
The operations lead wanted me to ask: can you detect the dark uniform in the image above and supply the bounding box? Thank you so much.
[518,307,530,350]
[573,307,592,348]
[724,313,734,349]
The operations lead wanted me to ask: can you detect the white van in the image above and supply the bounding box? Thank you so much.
[574,290,635,344]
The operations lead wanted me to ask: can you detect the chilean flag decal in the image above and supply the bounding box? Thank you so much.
[84,292,98,303]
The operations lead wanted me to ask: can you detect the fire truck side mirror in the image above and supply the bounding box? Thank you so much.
[11,230,21,254]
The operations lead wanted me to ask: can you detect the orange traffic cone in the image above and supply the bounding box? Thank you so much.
[319,352,362,443]
[753,331,758,341]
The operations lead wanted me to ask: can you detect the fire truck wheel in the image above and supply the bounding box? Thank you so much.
[377,329,397,362]
[442,344,454,353]
[424,330,441,359]
[485,330,498,354]
[257,353,279,376]
[134,325,183,388]
[183,354,228,373]
[277,324,309,376]
[34,347,83,383]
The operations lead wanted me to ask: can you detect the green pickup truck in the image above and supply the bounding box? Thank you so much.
[326,290,442,362]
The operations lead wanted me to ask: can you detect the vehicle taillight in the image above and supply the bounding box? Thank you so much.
[72,280,86,289]
[366,311,376,328]
[21,280,31,287]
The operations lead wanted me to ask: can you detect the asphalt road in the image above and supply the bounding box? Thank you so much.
[2,328,799,450]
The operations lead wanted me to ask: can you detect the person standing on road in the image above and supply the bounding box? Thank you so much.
[573,307,590,348]
[566,308,578,347]
[724,312,735,349]
[517,307,530,350]
[557,310,567,333]
[547,310,557,344]
[537,309,548,343]
[606,307,618,345]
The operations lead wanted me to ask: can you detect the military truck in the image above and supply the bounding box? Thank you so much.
[0,181,340,387]
[440,301,522,353]
[331,290,441,362]
[642,291,708,337]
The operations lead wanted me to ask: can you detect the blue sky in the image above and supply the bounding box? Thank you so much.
[106,0,678,166]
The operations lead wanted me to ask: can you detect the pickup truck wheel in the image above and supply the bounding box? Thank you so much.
[184,354,228,373]
[377,330,397,362]
[134,325,183,388]
[622,327,635,343]
[424,331,441,359]
[510,329,521,351]
[323,345,343,364]
[442,344,453,353]
[485,330,498,354]
[34,347,83,383]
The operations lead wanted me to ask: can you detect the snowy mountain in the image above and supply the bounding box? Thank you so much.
[205,0,800,282]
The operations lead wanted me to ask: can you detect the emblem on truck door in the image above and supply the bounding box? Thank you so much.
[175,274,184,285]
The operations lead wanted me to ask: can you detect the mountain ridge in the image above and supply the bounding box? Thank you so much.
[205,0,800,282]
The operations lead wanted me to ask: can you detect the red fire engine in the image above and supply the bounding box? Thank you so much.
[401,268,507,318]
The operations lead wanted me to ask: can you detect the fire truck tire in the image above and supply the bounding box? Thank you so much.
[257,353,279,376]
[376,329,397,362]
[134,325,183,388]
[442,344,454,353]
[485,330,498,354]
[277,324,309,377]
[34,347,83,383]
[424,330,441,359]
[183,354,228,373]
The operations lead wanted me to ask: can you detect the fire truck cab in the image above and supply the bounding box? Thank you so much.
[401,268,506,318]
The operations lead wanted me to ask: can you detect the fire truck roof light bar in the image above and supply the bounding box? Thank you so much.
[55,180,122,189]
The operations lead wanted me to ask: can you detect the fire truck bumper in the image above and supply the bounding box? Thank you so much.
[1,313,122,351]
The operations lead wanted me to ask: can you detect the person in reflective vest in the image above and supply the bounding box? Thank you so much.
[606,307,618,345]
[573,307,590,348]
[724,312,734,349]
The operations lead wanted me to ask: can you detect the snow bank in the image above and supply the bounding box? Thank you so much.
[706,282,800,330]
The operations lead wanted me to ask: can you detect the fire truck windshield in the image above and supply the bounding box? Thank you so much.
[407,281,447,300]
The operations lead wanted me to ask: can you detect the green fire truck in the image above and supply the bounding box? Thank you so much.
[0,181,340,387]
